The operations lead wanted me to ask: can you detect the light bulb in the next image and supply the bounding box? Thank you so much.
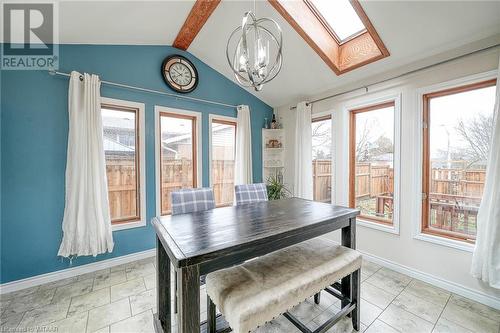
[255,38,268,69]
[236,46,248,73]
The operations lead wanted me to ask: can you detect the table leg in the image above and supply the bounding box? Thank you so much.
[156,236,171,333]
[341,217,356,314]
[177,265,200,333]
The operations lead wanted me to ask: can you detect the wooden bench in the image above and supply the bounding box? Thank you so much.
[205,238,362,333]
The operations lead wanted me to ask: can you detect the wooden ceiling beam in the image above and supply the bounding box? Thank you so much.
[173,0,221,51]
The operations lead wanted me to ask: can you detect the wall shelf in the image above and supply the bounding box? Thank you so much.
[262,129,285,181]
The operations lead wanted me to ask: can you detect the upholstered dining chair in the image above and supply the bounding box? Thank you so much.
[234,183,268,205]
[171,187,215,313]
[171,187,215,215]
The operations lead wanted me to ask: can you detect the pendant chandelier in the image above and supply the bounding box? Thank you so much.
[226,2,283,92]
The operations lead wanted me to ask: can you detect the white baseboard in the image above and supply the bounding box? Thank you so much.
[359,250,500,310]
[0,249,156,295]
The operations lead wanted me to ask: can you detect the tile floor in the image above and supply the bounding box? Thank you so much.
[1,257,499,333]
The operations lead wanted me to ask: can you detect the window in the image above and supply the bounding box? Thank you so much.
[158,111,198,215]
[101,98,145,228]
[269,0,388,74]
[350,101,395,225]
[422,79,496,243]
[312,115,332,202]
[210,118,236,207]
[306,0,366,43]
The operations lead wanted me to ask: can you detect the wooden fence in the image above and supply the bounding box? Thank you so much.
[313,160,332,202]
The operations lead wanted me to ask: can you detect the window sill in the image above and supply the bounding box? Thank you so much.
[414,232,474,252]
[357,218,399,235]
[112,220,146,232]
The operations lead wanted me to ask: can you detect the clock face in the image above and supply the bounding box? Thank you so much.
[161,55,198,93]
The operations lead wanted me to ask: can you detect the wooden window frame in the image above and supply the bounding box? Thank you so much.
[349,101,395,226]
[158,111,199,216]
[210,116,237,208]
[268,0,389,75]
[421,78,496,243]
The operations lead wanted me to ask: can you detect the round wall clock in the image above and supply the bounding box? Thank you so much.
[161,55,198,93]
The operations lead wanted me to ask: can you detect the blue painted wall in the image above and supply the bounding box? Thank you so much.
[0,44,273,284]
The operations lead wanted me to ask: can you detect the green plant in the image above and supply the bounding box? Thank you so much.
[266,175,291,200]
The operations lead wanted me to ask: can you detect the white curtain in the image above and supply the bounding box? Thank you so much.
[58,71,114,258]
[471,59,500,288]
[234,105,253,185]
[293,101,313,199]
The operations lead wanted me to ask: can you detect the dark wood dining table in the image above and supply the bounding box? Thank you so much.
[152,197,359,333]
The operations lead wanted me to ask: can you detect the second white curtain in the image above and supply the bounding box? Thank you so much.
[471,57,500,288]
[293,101,313,199]
[58,71,114,258]
[234,105,253,185]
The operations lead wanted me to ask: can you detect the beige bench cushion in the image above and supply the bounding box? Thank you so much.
[206,238,362,333]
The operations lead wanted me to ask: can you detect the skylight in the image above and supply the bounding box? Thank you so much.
[307,0,366,42]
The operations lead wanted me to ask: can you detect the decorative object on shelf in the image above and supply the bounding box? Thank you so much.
[271,114,278,129]
[266,139,282,148]
[226,0,283,91]
[266,174,290,200]
[161,55,198,93]
[264,117,269,129]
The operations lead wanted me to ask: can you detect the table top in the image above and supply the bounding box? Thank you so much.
[152,198,359,268]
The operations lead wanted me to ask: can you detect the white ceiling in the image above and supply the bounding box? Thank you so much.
[35,1,500,106]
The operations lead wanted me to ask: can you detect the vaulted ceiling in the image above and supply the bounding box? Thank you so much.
[50,1,500,106]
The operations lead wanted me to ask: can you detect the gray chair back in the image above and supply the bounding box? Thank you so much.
[235,183,268,205]
[171,188,215,215]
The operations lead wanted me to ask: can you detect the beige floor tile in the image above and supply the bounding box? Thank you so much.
[432,318,474,333]
[93,326,110,333]
[404,280,450,307]
[379,304,434,333]
[288,300,325,323]
[68,287,110,316]
[93,271,127,291]
[0,312,24,330]
[143,274,156,290]
[360,300,383,326]
[312,313,367,333]
[87,298,131,332]
[110,310,155,333]
[51,310,88,333]
[0,299,12,316]
[77,269,110,282]
[130,289,156,316]
[18,298,71,328]
[110,278,146,302]
[392,290,444,323]
[252,315,302,333]
[441,302,499,333]
[52,278,94,303]
[361,260,382,276]
[365,319,400,333]
[361,282,396,309]
[449,294,500,321]
[3,288,56,316]
[125,262,155,280]
[365,269,411,295]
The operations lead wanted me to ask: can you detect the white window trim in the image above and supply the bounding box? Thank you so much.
[344,93,402,235]
[154,105,202,217]
[311,110,335,204]
[413,70,497,252]
[101,97,147,232]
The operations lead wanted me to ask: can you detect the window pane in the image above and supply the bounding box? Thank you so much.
[353,104,394,224]
[312,117,332,202]
[308,0,366,41]
[160,114,196,215]
[427,84,496,240]
[211,121,236,206]
[102,107,138,222]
